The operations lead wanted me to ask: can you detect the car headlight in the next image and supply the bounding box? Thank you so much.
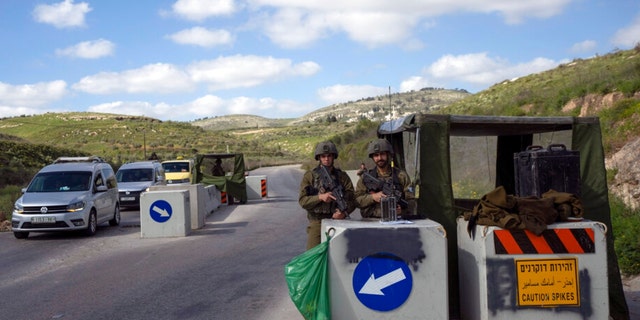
[67,201,86,212]
[13,202,23,214]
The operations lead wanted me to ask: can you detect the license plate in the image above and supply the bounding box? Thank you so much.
[31,216,56,224]
[121,197,135,201]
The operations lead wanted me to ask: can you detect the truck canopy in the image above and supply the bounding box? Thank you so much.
[378,113,628,319]
[193,153,247,204]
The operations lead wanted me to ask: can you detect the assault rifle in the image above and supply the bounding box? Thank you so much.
[362,171,409,209]
[319,165,349,213]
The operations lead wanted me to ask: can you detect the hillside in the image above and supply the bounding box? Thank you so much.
[444,48,640,127]
[191,114,294,131]
[190,88,470,130]
[1,48,640,208]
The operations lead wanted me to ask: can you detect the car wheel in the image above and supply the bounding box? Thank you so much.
[14,231,29,239]
[109,205,121,226]
[85,210,98,236]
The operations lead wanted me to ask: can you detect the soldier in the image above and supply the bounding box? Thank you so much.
[356,138,411,218]
[212,158,225,176]
[299,141,356,249]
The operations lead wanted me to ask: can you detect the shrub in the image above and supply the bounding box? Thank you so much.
[610,194,640,275]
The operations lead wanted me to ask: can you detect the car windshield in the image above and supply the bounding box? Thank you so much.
[163,163,189,173]
[116,169,153,182]
[27,171,92,192]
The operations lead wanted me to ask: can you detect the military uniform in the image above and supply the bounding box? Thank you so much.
[355,167,411,218]
[299,165,356,249]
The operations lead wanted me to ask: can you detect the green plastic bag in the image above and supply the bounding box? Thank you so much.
[284,236,331,320]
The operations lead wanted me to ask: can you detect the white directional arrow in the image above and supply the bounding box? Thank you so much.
[358,268,407,295]
[152,205,170,217]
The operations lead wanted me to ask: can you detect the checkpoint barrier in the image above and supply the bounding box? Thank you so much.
[221,191,227,204]
[321,219,449,319]
[457,217,609,320]
[140,190,191,238]
[148,183,220,229]
[246,175,267,200]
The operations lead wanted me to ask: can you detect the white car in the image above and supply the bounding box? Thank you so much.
[11,156,120,239]
[116,160,165,209]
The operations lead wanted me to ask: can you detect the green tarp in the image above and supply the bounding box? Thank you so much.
[193,153,247,204]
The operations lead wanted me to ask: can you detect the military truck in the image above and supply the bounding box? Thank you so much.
[377,113,628,319]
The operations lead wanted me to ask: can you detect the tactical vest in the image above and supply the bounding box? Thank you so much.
[307,166,344,218]
[366,168,403,192]
[360,167,405,218]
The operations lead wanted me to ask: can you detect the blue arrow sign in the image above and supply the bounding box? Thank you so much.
[150,199,172,223]
[352,253,413,312]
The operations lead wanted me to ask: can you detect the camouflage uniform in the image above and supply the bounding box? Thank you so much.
[355,167,411,218]
[299,165,356,249]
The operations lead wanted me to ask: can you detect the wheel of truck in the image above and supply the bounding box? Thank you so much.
[109,205,120,226]
[14,231,29,239]
[85,210,98,236]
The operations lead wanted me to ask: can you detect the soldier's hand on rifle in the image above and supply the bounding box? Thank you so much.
[370,191,385,203]
[318,191,335,203]
[332,210,348,220]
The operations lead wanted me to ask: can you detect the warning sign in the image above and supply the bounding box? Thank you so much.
[515,258,580,307]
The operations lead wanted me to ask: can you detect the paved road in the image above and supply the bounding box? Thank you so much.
[0,165,307,320]
[1,164,638,319]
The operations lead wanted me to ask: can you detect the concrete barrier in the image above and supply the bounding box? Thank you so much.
[246,175,268,200]
[321,219,449,319]
[140,190,191,238]
[458,217,609,319]
[148,183,220,229]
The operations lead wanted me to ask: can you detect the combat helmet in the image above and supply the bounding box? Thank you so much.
[367,138,393,158]
[314,141,339,160]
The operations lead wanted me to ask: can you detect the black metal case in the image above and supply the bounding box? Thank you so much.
[513,144,580,197]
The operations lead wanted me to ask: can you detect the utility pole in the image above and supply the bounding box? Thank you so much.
[388,86,392,120]
[143,129,147,160]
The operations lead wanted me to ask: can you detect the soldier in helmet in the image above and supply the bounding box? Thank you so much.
[355,138,411,218]
[299,141,356,249]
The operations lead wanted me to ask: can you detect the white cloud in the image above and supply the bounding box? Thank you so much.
[71,55,320,96]
[32,0,92,28]
[171,0,236,21]
[612,14,640,48]
[186,55,320,90]
[257,8,332,48]
[400,76,432,92]
[570,40,597,53]
[72,63,194,94]
[87,95,311,121]
[317,84,388,104]
[87,101,150,117]
[183,95,309,119]
[251,0,573,48]
[179,95,227,118]
[424,53,559,88]
[55,39,115,59]
[0,80,68,108]
[167,27,234,47]
[0,106,47,118]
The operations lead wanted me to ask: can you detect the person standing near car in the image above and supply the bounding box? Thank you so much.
[299,141,356,249]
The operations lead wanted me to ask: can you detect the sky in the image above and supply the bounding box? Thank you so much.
[0,0,639,122]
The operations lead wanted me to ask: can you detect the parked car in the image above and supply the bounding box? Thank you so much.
[11,156,120,239]
[116,160,165,209]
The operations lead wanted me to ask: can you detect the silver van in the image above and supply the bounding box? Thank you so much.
[11,156,120,239]
[116,160,165,209]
